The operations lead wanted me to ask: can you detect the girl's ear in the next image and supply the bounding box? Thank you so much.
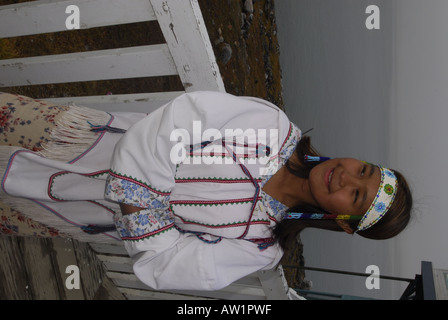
[335,220,355,234]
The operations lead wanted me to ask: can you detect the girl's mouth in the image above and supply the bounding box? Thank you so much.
[325,168,334,191]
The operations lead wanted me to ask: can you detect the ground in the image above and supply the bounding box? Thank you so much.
[0,0,310,292]
[198,0,283,108]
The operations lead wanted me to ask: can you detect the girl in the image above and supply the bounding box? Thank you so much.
[0,91,412,291]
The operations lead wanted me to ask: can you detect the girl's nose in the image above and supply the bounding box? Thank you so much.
[339,170,361,188]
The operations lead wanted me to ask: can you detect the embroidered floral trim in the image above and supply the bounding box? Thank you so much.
[256,122,300,180]
[261,191,288,223]
[113,207,175,241]
[105,174,170,209]
[279,123,301,164]
[0,93,68,151]
[257,123,300,223]
[108,170,170,195]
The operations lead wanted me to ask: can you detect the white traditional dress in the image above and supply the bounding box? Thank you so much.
[0,91,301,291]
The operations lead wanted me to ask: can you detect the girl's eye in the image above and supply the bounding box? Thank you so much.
[354,190,359,203]
[361,165,367,177]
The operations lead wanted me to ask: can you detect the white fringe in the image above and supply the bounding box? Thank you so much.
[0,146,117,243]
[37,105,111,162]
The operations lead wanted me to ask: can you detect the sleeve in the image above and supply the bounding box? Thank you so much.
[105,91,285,290]
[118,215,283,290]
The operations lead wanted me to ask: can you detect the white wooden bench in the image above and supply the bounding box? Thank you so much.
[0,0,302,300]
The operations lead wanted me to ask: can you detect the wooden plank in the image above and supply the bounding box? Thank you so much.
[0,0,157,38]
[45,91,184,113]
[50,238,85,300]
[93,243,270,299]
[93,274,127,300]
[97,254,134,273]
[97,253,263,288]
[150,0,225,92]
[119,287,213,300]
[17,237,62,300]
[0,236,33,299]
[107,272,267,300]
[0,44,177,87]
[72,240,105,300]
[257,267,289,300]
[89,242,128,255]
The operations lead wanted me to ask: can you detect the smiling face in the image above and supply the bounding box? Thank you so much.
[308,158,381,216]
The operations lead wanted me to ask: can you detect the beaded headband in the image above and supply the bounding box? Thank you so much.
[284,156,398,232]
[356,166,398,231]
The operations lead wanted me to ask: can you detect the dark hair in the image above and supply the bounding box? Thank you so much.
[273,136,413,250]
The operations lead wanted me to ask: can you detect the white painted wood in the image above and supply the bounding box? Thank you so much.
[287,288,307,300]
[232,274,262,287]
[97,254,134,273]
[257,267,290,300]
[45,92,184,113]
[91,242,298,300]
[107,272,268,300]
[0,0,157,38]
[89,242,128,255]
[149,0,225,92]
[93,242,261,284]
[51,238,85,300]
[0,45,177,87]
[119,287,214,300]
[95,248,262,287]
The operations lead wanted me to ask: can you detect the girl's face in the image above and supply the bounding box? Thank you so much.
[308,158,381,216]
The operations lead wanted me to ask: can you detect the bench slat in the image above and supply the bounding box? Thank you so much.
[45,92,184,113]
[0,0,157,38]
[0,45,177,87]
